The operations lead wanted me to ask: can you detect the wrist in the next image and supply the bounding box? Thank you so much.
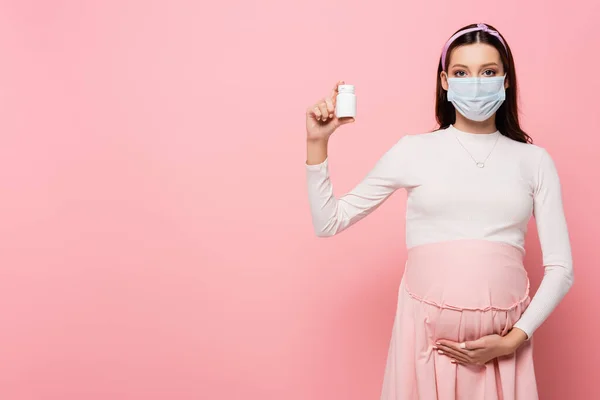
[307,136,329,145]
[503,328,528,353]
[306,137,329,166]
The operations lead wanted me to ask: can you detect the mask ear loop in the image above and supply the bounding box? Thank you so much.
[440,23,508,72]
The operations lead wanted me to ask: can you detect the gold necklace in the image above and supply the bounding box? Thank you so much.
[452,131,501,168]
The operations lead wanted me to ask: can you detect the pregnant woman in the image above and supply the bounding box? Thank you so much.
[304,23,574,399]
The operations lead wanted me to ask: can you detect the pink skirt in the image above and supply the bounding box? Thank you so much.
[380,239,538,400]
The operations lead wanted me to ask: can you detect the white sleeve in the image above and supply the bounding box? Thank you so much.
[512,148,574,339]
[305,135,417,237]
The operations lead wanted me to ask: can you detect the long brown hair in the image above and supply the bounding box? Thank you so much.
[434,23,532,144]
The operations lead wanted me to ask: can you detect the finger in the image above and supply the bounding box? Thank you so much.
[436,346,472,363]
[331,80,345,98]
[437,340,466,353]
[325,97,334,117]
[437,348,471,364]
[435,344,471,361]
[438,343,474,358]
[437,339,476,354]
[437,346,471,362]
[312,105,322,120]
[318,102,329,121]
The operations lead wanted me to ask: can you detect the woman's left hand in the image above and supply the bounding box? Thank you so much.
[434,329,527,366]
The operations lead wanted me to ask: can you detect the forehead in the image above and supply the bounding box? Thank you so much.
[448,42,502,67]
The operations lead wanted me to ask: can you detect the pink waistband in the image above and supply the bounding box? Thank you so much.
[404,239,530,311]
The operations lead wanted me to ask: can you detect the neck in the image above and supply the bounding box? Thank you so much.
[453,114,498,134]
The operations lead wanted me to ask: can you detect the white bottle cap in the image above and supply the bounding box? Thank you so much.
[337,84,355,94]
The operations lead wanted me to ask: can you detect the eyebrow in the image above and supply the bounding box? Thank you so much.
[451,62,500,69]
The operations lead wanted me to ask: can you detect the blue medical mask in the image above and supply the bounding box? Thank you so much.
[446,75,506,122]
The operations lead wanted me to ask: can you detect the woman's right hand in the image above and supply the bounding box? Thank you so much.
[306,80,355,142]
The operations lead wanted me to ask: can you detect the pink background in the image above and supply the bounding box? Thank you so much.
[1,1,598,399]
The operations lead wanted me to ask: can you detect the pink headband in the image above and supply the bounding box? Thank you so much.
[441,23,508,71]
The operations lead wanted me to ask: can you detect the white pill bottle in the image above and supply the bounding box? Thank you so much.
[335,84,356,118]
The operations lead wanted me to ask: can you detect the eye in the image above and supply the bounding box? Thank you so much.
[482,69,497,77]
[453,70,467,77]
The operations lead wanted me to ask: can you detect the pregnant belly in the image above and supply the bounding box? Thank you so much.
[403,239,531,341]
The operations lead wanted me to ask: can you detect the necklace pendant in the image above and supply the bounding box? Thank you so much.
[476,162,485,168]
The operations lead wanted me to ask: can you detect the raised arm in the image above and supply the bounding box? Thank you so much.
[306,134,416,237]
[304,80,417,237]
[512,147,574,339]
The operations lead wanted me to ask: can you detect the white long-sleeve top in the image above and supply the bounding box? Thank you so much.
[305,124,574,339]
